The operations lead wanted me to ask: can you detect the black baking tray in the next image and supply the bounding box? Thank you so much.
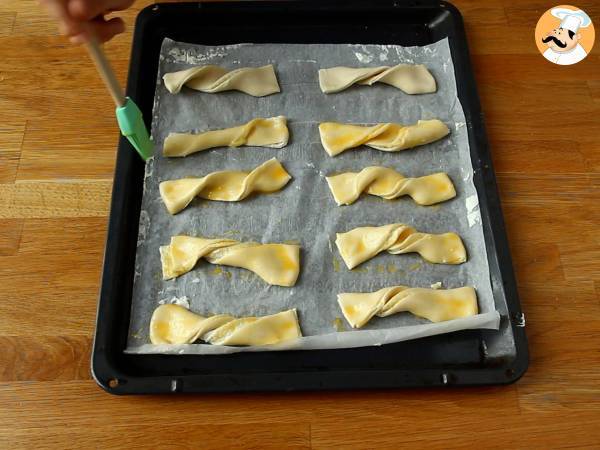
[92,0,528,394]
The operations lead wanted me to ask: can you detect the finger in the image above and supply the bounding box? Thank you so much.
[68,0,135,21]
[70,17,126,44]
[38,0,84,37]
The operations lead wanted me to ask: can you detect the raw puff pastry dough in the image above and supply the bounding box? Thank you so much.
[150,304,302,346]
[326,166,455,206]
[319,64,436,94]
[163,116,289,157]
[338,286,478,328]
[319,119,449,156]
[159,158,291,214]
[160,236,300,287]
[335,223,466,269]
[163,64,280,96]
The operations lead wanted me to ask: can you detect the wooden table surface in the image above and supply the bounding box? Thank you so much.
[1,0,599,448]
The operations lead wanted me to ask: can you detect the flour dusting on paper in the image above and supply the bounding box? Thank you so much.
[158,296,190,309]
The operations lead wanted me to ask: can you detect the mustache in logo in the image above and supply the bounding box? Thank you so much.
[542,35,567,48]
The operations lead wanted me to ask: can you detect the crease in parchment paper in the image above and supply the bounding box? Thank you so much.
[126,38,500,355]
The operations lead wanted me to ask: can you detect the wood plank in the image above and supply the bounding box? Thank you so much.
[503,201,598,283]
[559,242,600,281]
[517,320,600,412]
[509,242,565,283]
[504,1,600,26]
[490,140,588,173]
[0,180,111,218]
[0,258,100,335]
[0,381,521,426]
[8,0,153,37]
[480,80,598,114]
[466,25,539,55]
[0,219,23,256]
[0,35,130,126]
[452,1,508,26]
[0,218,106,335]
[589,81,600,102]
[497,173,597,204]
[311,412,600,448]
[17,122,120,180]
[502,203,599,243]
[473,55,600,83]
[524,321,600,377]
[0,37,131,92]
[0,12,15,37]
[0,121,25,183]
[485,115,600,146]
[0,336,91,382]
[517,281,600,323]
[0,423,311,450]
[0,381,592,449]
[0,33,136,180]
[16,217,108,255]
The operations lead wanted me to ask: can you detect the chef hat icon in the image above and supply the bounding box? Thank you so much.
[551,7,592,33]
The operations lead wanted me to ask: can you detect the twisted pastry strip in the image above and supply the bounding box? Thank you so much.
[163,64,280,96]
[338,286,478,328]
[335,223,466,269]
[319,64,436,94]
[150,304,302,346]
[319,119,449,156]
[163,116,289,157]
[326,166,456,206]
[160,236,300,287]
[159,158,292,214]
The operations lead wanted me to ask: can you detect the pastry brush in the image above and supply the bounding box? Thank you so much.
[84,35,153,161]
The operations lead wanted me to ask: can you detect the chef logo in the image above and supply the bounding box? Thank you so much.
[535,5,594,65]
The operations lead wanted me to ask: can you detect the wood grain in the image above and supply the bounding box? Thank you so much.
[0,181,111,218]
[0,219,23,258]
[0,336,92,382]
[0,122,25,183]
[0,424,311,450]
[0,218,106,335]
[0,0,599,448]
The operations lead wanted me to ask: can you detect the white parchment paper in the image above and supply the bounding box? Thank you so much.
[126,38,500,355]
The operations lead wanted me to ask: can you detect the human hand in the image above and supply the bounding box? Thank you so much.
[39,0,135,44]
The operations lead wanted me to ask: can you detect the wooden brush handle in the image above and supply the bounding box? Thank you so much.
[84,34,126,107]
